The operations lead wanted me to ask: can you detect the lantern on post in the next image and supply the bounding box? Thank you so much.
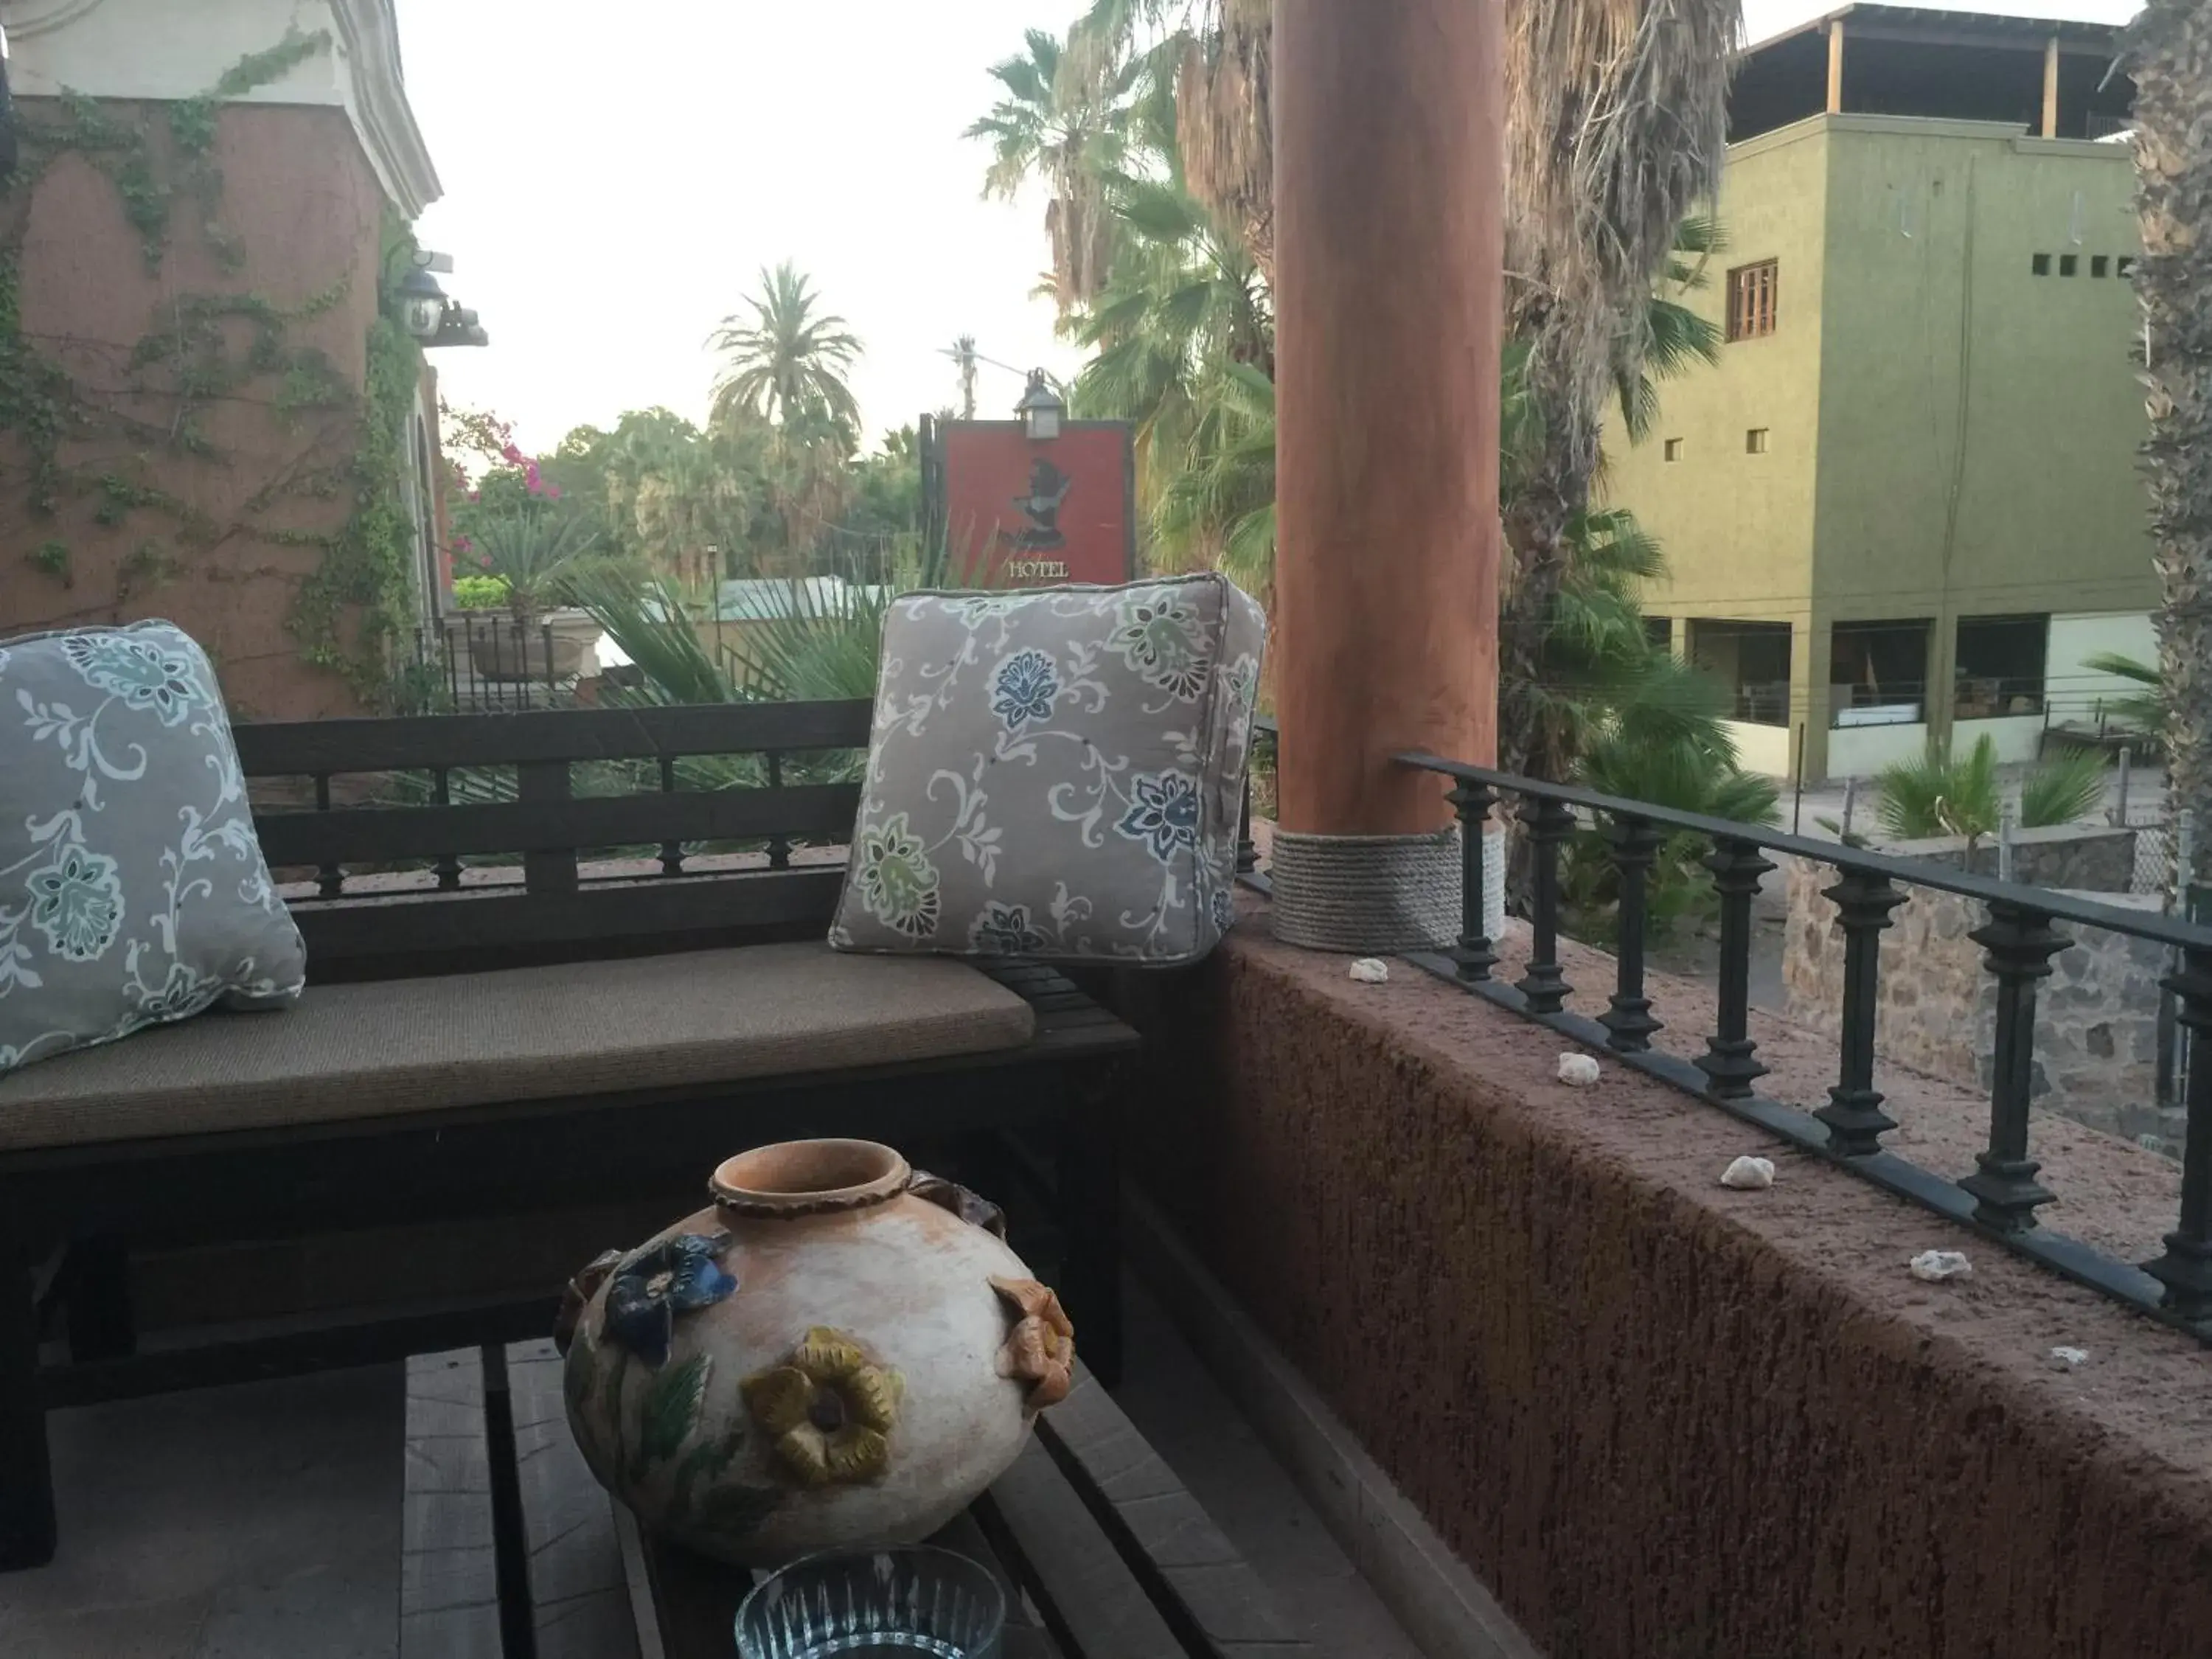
[1015,370,1064,442]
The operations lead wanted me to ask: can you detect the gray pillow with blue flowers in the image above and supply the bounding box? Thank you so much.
[0,621,305,1077]
[830,573,1266,966]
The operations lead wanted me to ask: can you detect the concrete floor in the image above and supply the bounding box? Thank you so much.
[0,1282,1425,1659]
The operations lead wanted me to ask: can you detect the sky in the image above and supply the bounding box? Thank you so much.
[393,0,2143,458]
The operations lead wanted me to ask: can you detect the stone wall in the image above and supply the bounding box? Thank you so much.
[1880,824,2137,893]
[1781,855,2183,1149]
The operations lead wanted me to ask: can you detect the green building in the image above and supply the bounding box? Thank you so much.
[1612,4,2152,782]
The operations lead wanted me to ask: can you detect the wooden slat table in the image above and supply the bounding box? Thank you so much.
[404,1340,1316,1659]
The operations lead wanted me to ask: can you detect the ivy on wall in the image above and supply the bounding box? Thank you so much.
[0,28,428,708]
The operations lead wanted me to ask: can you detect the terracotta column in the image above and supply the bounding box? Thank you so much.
[1827,21,1846,115]
[1273,0,1504,844]
[2041,37,2061,139]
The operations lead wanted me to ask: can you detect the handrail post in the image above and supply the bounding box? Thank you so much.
[312,773,344,899]
[2146,947,2212,1325]
[431,767,462,891]
[1697,836,1775,1099]
[1599,815,1663,1053]
[1517,796,1574,1014]
[1447,779,1498,981]
[1961,900,2067,1230]
[1814,868,1908,1153]
[765,752,793,872]
[658,754,684,877]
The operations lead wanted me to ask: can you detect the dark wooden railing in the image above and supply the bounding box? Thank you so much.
[1240,718,2212,1343]
[234,700,872,975]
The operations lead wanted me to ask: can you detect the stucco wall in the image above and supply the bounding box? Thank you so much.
[1722,716,1793,776]
[2049,611,2159,731]
[0,99,386,720]
[1110,910,2212,1658]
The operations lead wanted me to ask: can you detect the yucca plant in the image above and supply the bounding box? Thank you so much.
[1876,734,2108,844]
[2017,748,2109,830]
[1877,735,2005,843]
[468,509,613,622]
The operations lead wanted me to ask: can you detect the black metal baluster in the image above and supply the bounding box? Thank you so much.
[2146,947,2212,1324]
[765,753,792,872]
[1517,796,1573,1015]
[1959,902,2069,1231]
[658,755,684,877]
[1599,815,1663,1053]
[542,622,557,705]
[1446,778,1498,981]
[312,773,344,898]
[1697,836,1775,1099]
[444,617,461,709]
[1813,869,1908,1155]
[431,767,462,891]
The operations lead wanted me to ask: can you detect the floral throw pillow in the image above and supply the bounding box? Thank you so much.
[0,622,305,1076]
[830,574,1266,966]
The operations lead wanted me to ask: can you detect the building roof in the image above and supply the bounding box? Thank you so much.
[1743,4,2126,59]
[1730,2,2136,145]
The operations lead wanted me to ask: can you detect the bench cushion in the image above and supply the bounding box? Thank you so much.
[832,574,1267,967]
[0,943,1035,1151]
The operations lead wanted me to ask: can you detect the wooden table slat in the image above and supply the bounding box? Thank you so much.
[985,1436,1187,1659]
[507,1339,641,1659]
[400,1349,502,1659]
[1037,1373,1309,1653]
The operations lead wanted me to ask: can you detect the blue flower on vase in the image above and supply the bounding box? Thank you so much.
[602,1231,737,1367]
[1116,771,1203,863]
[990,648,1060,731]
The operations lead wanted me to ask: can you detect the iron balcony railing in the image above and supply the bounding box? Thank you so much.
[1238,718,2212,1345]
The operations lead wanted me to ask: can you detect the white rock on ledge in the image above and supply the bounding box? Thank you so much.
[1908,1249,1973,1283]
[1348,958,1389,984]
[1557,1053,1601,1087]
[1720,1155,1775,1190]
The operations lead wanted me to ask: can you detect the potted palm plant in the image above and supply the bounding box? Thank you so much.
[460,509,611,682]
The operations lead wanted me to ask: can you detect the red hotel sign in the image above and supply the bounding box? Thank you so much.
[927,419,1135,588]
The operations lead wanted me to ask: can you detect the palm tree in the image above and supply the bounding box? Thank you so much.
[1074,169,1270,481]
[1152,361,1275,592]
[1068,0,1275,283]
[2126,0,2212,877]
[950,335,979,419]
[707,262,863,439]
[1613,214,1728,445]
[965,28,1138,313]
[2081,650,2166,738]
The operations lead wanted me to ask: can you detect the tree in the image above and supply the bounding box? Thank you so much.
[2127,0,2212,878]
[1073,167,1270,524]
[707,262,863,441]
[950,335,980,419]
[2081,650,2166,738]
[965,28,1139,313]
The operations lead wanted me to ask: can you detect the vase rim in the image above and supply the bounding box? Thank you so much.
[710,1138,912,1219]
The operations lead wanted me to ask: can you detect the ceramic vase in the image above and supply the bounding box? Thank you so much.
[556,1139,1074,1567]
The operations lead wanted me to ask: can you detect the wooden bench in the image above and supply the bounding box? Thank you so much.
[406,1341,1316,1659]
[0,700,1138,1572]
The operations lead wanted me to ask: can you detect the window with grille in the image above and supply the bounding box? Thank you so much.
[1726,260,1778,341]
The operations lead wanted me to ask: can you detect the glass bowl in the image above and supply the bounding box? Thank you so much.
[734,1546,1006,1658]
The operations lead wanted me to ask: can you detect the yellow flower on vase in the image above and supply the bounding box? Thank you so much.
[741,1326,902,1488]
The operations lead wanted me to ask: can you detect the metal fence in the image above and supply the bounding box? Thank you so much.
[1236,722,2212,1344]
[399,615,600,714]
